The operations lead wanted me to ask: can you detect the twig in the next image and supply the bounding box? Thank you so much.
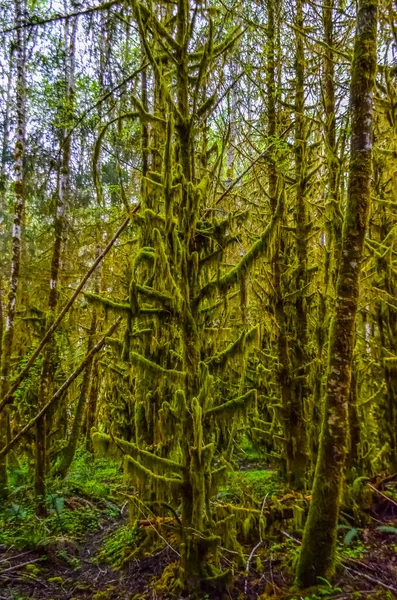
[0,318,121,456]
[0,550,33,565]
[244,493,268,595]
[367,482,397,509]
[0,556,45,575]
[345,565,397,593]
[269,553,276,594]
[1,0,119,33]
[0,206,139,415]
[281,530,302,545]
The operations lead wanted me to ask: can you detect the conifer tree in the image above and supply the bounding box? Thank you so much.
[88,0,286,589]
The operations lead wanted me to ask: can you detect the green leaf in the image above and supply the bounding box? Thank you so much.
[343,528,358,545]
[376,525,397,534]
[55,497,65,515]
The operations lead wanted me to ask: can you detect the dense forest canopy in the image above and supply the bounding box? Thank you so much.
[0,0,396,597]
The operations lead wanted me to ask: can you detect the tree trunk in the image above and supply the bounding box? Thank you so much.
[286,0,309,489]
[310,0,341,473]
[0,0,26,502]
[296,0,378,586]
[54,312,97,478]
[35,12,77,515]
[84,356,100,452]
[0,42,13,195]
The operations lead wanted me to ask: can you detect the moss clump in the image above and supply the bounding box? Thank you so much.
[97,523,142,569]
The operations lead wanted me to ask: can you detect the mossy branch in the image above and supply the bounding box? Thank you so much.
[124,454,183,490]
[205,389,256,419]
[196,200,281,304]
[189,26,243,60]
[135,284,175,312]
[206,327,258,370]
[84,292,131,313]
[135,1,182,52]
[130,351,186,381]
[92,431,185,473]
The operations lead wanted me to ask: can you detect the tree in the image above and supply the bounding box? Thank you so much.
[296,0,378,585]
[0,0,26,501]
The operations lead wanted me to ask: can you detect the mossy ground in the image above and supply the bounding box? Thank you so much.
[0,451,396,599]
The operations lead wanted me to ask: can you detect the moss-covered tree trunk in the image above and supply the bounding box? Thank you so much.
[35,13,77,515]
[0,0,26,502]
[310,0,341,470]
[287,0,309,489]
[296,0,378,586]
[265,0,293,478]
[54,311,97,478]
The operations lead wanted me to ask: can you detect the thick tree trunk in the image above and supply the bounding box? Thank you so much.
[296,0,378,586]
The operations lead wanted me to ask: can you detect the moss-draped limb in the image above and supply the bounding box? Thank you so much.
[195,200,281,305]
[130,351,186,382]
[206,327,258,371]
[205,389,256,420]
[188,26,243,61]
[84,292,131,312]
[124,454,184,491]
[86,287,175,314]
[92,431,185,473]
[135,283,176,312]
[133,1,182,52]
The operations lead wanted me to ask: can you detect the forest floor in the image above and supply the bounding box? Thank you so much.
[1,449,397,600]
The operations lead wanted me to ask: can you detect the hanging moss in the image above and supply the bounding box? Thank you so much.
[196,207,281,305]
[124,454,183,492]
[133,247,155,271]
[153,228,183,308]
[92,430,185,473]
[135,209,168,230]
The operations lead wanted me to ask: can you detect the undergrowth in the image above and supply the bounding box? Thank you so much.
[0,450,124,551]
[217,468,280,504]
[97,522,142,568]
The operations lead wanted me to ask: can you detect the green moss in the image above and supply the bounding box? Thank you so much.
[84,293,131,313]
[205,389,256,420]
[130,351,186,381]
[97,522,142,569]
